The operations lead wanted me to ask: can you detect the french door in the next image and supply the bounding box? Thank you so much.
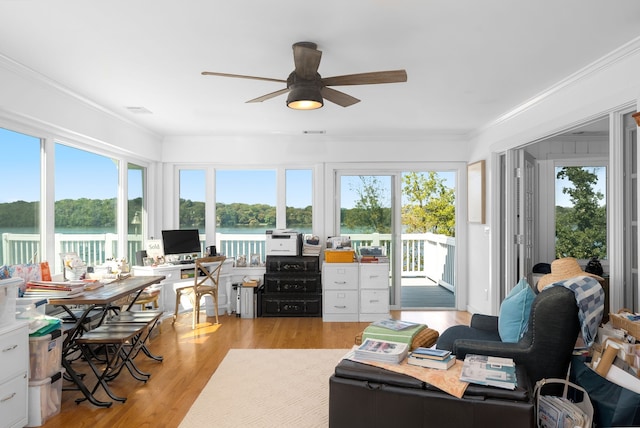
[335,170,457,309]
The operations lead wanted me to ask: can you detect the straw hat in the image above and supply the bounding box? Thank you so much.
[537,257,603,292]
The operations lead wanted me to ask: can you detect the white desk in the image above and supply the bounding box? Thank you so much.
[133,260,238,317]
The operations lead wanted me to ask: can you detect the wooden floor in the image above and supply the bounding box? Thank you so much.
[42,310,470,428]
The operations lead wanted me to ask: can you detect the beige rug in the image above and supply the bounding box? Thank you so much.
[179,349,349,428]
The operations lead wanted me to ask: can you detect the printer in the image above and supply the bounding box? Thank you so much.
[265,229,301,256]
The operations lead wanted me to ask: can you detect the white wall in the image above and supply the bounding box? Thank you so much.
[0,55,162,159]
[467,42,640,316]
[162,134,468,164]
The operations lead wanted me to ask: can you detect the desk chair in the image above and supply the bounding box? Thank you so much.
[134,288,160,310]
[173,255,226,329]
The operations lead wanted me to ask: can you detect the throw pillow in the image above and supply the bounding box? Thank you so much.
[498,277,536,343]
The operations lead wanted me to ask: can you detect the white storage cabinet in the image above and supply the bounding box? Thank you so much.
[358,263,391,322]
[322,263,359,322]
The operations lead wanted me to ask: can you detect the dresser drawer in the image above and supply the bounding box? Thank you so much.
[324,290,358,314]
[323,264,358,290]
[263,274,321,293]
[0,323,28,384]
[359,264,389,289]
[0,372,28,428]
[360,289,389,313]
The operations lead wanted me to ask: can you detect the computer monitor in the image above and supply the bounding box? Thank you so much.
[161,229,202,256]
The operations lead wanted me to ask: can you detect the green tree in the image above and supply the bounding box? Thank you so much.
[555,167,606,259]
[342,176,391,233]
[402,172,455,236]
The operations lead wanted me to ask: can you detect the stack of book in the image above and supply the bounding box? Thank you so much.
[354,338,409,364]
[407,347,456,370]
[362,318,426,346]
[24,280,85,298]
[459,354,517,389]
[359,255,390,263]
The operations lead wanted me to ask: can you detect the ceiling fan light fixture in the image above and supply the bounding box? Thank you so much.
[287,86,323,110]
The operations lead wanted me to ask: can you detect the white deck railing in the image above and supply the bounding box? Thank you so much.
[2,231,455,289]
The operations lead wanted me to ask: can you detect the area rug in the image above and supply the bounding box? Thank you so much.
[179,348,349,428]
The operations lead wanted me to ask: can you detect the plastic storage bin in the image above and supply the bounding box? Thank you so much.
[0,277,21,326]
[26,369,63,427]
[28,329,63,381]
[324,250,356,263]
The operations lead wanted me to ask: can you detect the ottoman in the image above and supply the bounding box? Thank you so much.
[329,359,535,428]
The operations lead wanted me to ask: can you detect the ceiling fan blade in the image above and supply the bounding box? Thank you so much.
[246,88,290,103]
[293,43,322,80]
[322,69,407,86]
[320,87,360,107]
[201,71,286,84]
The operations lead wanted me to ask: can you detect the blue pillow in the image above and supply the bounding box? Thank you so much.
[498,278,536,342]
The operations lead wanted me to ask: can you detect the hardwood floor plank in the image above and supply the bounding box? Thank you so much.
[42,310,470,428]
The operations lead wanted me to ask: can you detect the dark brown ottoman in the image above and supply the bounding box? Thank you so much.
[329,359,535,428]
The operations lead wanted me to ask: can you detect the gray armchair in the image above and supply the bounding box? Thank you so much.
[436,286,580,384]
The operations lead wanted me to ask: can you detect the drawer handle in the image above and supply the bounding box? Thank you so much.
[334,305,347,309]
[369,275,379,279]
[0,392,16,403]
[334,281,347,285]
[369,300,380,303]
[2,344,18,352]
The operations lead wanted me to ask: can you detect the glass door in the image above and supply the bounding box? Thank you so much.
[338,171,456,309]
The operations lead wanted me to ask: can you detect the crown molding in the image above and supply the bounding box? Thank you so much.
[471,36,640,138]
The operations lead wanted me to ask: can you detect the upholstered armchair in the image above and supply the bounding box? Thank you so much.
[436,286,581,384]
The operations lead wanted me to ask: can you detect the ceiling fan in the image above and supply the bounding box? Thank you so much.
[201,42,407,110]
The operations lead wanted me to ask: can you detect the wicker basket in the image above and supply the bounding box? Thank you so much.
[355,327,439,351]
[610,308,640,340]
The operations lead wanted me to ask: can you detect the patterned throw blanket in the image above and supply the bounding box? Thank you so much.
[549,276,604,347]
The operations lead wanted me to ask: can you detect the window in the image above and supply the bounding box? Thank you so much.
[179,169,206,230]
[555,164,607,260]
[285,169,312,233]
[55,143,118,268]
[128,163,145,262]
[0,128,41,265]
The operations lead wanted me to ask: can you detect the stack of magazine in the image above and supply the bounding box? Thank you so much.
[459,354,517,389]
[354,338,409,364]
[407,347,456,370]
[538,395,590,428]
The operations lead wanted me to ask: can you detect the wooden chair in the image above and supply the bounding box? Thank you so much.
[173,256,226,329]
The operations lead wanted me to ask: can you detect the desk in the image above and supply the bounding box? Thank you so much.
[49,275,165,407]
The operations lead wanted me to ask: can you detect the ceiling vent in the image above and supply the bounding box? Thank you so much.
[125,106,153,114]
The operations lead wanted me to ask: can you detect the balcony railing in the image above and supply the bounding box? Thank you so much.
[2,231,455,289]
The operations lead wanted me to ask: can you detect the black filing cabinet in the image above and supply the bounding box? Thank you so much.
[260,255,322,317]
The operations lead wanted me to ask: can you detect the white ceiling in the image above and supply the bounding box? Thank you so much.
[1,0,639,139]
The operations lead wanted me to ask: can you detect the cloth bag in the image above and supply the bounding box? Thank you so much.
[571,358,640,427]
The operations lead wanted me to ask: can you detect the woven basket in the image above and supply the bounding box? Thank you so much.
[355,327,439,351]
[610,309,640,340]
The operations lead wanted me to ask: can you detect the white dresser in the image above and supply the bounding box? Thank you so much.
[0,321,29,428]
